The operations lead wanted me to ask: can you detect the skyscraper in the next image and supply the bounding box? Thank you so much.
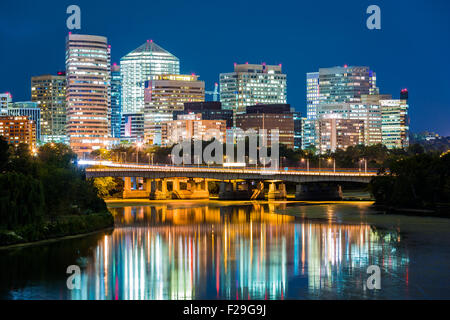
[318,66,379,104]
[110,63,122,139]
[65,33,111,155]
[302,65,379,151]
[220,63,287,126]
[31,73,66,143]
[306,72,319,120]
[120,40,180,115]
[143,74,204,144]
[380,99,410,149]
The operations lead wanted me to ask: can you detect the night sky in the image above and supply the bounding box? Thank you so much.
[1,0,449,135]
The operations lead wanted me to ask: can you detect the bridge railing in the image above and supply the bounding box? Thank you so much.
[84,163,378,177]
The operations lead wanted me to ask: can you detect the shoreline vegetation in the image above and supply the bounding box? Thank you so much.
[0,139,114,247]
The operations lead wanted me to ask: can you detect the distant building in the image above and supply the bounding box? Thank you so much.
[317,103,382,146]
[318,66,379,104]
[8,102,41,142]
[120,113,144,142]
[302,66,379,151]
[220,63,287,126]
[400,88,409,101]
[143,74,204,145]
[317,118,365,153]
[236,104,294,149]
[293,112,302,150]
[161,113,226,146]
[306,72,320,120]
[0,116,36,150]
[120,40,180,138]
[380,99,410,149]
[0,93,12,114]
[31,73,66,143]
[66,33,112,155]
[110,63,122,139]
[179,101,234,129]
[301,118,317,151]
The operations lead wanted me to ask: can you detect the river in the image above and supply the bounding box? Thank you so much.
[1,201,450,300]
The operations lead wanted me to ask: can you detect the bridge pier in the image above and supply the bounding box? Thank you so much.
[295,183,343,201]
[218,180,266,201]
[123,177,152,199]
[267,182,287,200]
[150,179,169,200]
[171,178,210,199]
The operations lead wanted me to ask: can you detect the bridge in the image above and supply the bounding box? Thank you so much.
[85,163,378,201]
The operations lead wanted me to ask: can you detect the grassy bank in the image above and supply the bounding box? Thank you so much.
[0,211,114,247]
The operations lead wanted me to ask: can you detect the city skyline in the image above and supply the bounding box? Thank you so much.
[1,0,449,136]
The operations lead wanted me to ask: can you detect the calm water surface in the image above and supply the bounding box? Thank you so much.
[1,201,450,300]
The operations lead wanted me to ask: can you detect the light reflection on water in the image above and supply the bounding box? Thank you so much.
[1,203,412,300]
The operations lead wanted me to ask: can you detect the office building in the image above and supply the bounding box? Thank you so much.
[31,73,66,143]
[236,104,294,149]
[161,113,226,146]
[8,102,41,142]
[143,74,204,144]
[317,102,382,146]
[220,63,287,126]
[380,99,409,149]
[110,63,122,139]
[302,65,379,151]
[0,116,36,150]
[178,101,233,129]
[66,33,111,155]
[293,112,302,150]
[318,66,379,104]
[317,118,365,153]
[120,113,144,142]
[120,40,180,137]
[0,93,12,114]
[306,72,320,120]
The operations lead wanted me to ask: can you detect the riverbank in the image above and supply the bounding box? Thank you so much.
[0,211,114,248]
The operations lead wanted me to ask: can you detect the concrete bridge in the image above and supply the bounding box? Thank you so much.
[85,164,377,201]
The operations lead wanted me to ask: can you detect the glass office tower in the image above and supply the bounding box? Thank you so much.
[65,33,111,155]
[31,73,66,143]
[220,63,287,127]
[380,99,410,149]
[121,41,179,112]
[110,64,122,139]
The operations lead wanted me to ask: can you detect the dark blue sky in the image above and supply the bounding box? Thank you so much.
[1,0,449,135]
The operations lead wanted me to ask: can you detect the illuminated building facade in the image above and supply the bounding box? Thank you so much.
[8,102,41,142]
[111,64,122,139]
[0,116,36,150]
[161,113,226,146]
[302,66,379,151]
[380,99,410,149]
[65,33,111,155]
[179,102,234,129]
[0,93,12,114]
[220,63,287,126]
[236,104,294,149]
[120,41,179,140]
[143,74,204,145]
[317,118,365,153]
[317,102,382,146]
[31,73,66,143]
[120,113,144,142]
